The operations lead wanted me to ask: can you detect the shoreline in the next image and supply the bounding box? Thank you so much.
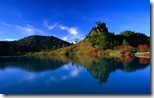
[26,51,150,59]
[134,52,150,58]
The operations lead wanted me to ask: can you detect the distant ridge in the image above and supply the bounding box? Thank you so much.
[0,35,71,56]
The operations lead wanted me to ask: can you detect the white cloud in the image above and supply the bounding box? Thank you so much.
[62,35,69,41]
[0,21,84,42]
[42,19,83,42]
[59,26,67,30]
[1,38,16,41]
[17,24,45,35]
[68,27,78,35]
[43,19,57,30]
[59,25,78,35]
[59,25,83,42]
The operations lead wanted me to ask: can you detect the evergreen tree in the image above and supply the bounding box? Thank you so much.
[122,39,129,46]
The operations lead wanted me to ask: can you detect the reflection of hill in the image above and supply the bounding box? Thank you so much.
[0,56,69,72]
[0,56,150,84]
[114,57,150,72]
[68,56,150,84]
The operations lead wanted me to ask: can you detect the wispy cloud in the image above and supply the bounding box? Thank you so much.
[43,19,57,30]
[0,21,13,27]
[62,35,69,41]
[16,24,45,35]
[0,21,45,36]
[59,25,83,42]
[0,21,84,42]
[59,25,78,35]
[42,18,83,42]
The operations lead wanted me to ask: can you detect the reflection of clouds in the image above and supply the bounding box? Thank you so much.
[16,63,84,86]
[17,73,37,84]
[45,76,59,86]
[62,75,67,80]
[63,65,69,70]
[50,77,58,82]
[25,74,36,80]
[62,69,80,80]
[46,64,83,85]
[71,69,79,77]
[61,65,81,80]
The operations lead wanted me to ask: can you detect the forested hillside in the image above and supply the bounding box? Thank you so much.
[0,35,70,56]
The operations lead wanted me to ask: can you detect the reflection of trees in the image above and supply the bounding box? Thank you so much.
[0,56,69,72]
[70,55,122,84]
[114,57,150,72]
[68,55,150,84]
[139,58,150,65]
[0,55,150,84]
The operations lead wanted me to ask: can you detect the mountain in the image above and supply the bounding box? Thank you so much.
[0,35,71,56]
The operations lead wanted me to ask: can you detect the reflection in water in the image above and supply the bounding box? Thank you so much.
[0,55,150,84]
[0,56,69,72]
[69,55,150,84]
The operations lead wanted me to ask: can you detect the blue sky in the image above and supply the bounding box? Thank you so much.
[0,0,150,42]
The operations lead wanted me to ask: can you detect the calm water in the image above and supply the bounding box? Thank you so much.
[0,55,150,94]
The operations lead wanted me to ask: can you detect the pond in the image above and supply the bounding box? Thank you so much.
[0,55,150,94]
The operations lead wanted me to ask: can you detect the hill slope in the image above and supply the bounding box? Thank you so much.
[50,22,150,56]
[0,35,70,56]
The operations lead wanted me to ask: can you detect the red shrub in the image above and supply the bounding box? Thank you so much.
[138,44,150,52]
[114,45,134,52]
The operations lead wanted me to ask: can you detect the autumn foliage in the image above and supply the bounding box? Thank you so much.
[114,45,134,52]
[139,58,150,65]
[138,44,150,52]
[89,49,103,59]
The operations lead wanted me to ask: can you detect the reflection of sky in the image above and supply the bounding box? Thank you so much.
[0,63,84,87]
[0,62,87,94]
[102,65,150,94]
[0,62,150,94]
[45,63,83,85]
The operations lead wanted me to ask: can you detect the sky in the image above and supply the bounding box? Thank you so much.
[0,0,150,42]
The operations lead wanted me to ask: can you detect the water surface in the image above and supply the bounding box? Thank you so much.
[0,56,150,94]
